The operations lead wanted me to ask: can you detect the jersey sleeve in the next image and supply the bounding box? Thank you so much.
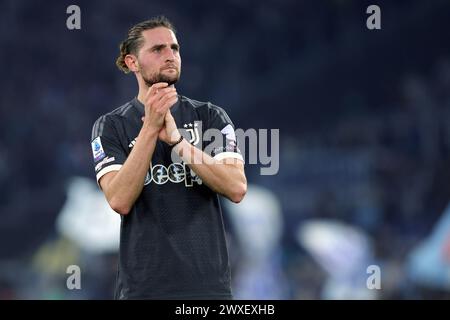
[91,115,128,184]
[204,104,244,162]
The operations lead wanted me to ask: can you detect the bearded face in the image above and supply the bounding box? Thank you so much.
[136,27,182,87]
[141,62,181,87]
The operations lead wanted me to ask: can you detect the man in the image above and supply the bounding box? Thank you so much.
[90,16,247,299]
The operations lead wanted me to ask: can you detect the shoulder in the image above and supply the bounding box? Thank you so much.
[179,95,231,122]
[91,100,135,138]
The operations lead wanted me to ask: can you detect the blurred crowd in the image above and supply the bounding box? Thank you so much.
[1,0,450,299]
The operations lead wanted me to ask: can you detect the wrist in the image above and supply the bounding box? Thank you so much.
[170,135,184,148]
[139,125,159,139]
[168,130,182,145]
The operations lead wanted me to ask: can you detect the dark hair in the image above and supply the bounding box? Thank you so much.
[116,16,176,73]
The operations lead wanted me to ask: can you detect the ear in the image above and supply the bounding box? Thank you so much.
[124,54,139,72]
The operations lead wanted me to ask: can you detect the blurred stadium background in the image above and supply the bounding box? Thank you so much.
[1,0,450,299]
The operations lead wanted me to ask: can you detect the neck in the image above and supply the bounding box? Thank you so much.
[137,78,148,105]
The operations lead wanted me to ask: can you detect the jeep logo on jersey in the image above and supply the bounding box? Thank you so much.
[183,122,201,145]
[144,162,202,187]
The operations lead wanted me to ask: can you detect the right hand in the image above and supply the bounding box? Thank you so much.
[142,82,178,131]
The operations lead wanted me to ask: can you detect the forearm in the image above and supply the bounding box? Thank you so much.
[173,139,247,203]
[104,127,159,213]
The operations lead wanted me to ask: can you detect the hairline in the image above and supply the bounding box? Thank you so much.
[133,27,179,56]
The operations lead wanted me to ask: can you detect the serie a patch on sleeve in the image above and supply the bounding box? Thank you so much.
[91,136,106,162]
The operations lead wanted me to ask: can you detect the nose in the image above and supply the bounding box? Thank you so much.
[164,47,176,62]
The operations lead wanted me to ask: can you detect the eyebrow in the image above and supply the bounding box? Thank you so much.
[150,43,180,51]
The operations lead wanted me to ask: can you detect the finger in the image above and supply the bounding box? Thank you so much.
[154,91,178,109]
[156,87,176,101]
[162,96,179,111]
[165,110,174,121]
[158,93,178,112]
[146,82,169,99]
[147,87,176,106]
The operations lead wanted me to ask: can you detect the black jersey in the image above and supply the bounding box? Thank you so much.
[90,95,243,299]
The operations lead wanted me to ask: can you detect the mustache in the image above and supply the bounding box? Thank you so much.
[161,64,178,71]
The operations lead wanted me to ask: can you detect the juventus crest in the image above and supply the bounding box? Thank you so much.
[183,121,201,145]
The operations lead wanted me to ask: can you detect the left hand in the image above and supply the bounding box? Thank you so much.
[141,110,181,145]
[158,111,181,145]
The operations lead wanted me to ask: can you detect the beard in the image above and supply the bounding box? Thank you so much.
[142,69,180,87]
